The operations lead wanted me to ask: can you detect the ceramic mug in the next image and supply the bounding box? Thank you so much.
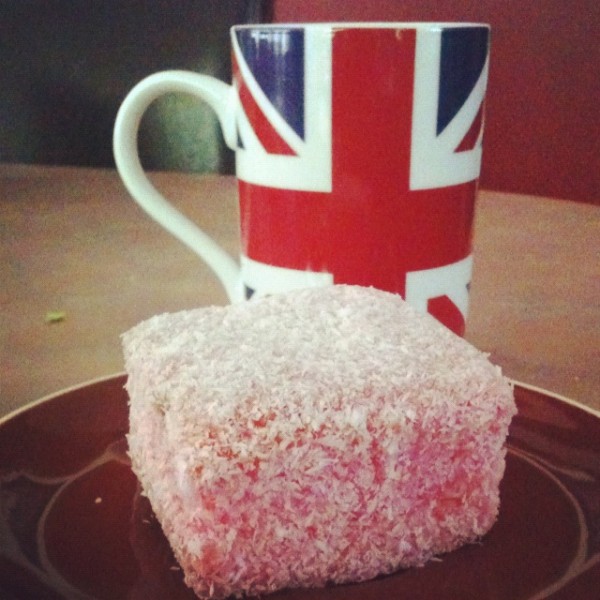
[113,22,490,336]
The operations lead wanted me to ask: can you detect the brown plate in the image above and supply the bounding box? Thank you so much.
[0,375,599,599]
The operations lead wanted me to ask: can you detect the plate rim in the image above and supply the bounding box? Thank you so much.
[0,372,127,427]
[1,373,599,427]
[511,378,600,418]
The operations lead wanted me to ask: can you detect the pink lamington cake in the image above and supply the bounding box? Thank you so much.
[123,285,516,599]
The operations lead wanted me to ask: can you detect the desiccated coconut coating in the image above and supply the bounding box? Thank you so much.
[123,285,516,599]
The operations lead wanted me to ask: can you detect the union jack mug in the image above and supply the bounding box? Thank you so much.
[114,23,490,336]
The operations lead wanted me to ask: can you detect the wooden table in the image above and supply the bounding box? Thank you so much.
[1,163,599,417]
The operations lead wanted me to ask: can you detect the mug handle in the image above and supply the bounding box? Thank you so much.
[113,70,243,303]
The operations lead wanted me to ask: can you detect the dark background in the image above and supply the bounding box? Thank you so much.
[0,0,271,174]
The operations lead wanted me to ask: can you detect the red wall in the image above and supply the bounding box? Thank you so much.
[273,1,599,204]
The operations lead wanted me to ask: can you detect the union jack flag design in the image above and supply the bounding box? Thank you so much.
[231,26,489,335]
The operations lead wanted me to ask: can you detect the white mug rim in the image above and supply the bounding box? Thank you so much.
[233,22,490,31]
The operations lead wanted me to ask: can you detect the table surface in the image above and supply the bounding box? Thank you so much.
[1,163,599,417]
